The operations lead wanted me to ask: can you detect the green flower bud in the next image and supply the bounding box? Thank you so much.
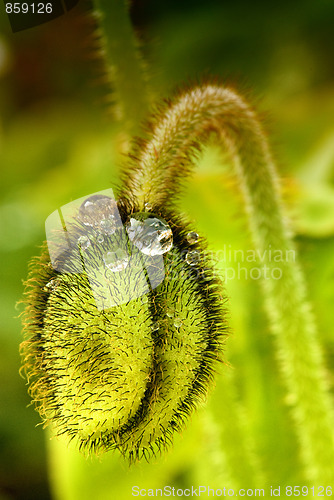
[21,196,226,461]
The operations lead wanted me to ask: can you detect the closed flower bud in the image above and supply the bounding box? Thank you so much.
[21,191,226,461]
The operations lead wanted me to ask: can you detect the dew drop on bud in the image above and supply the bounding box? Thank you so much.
[126,213,173,256]
[78,235,91,251]
[78,195,119,235]
[174,318,183,328]
[186,231,199,244]
[99,218,117,235]
[185,250,200,266]
[103,249,129,273]
[144,202,153,211]
[96,234,104,244]
[43,279,58,292]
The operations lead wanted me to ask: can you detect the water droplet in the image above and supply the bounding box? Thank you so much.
[185,250,200,266]
[103,249,129,272]
[174,318,182,328]
[78,195,119,234]
[126,213,173,256]
[141,295,149,304]
[166,309,174,318]
[44,279,58,292]
[99,217,117,235]
[78,235,91,251]
[151,322,159,331]
[186,231,199,244]
[145,202,153,211]
[97,234,104,244]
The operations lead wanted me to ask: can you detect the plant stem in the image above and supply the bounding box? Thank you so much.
[121,84,334,483]
[206,369,264,489]
[92,0,151,133]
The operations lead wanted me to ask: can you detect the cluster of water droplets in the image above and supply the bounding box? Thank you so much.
[45,192,207,307]
[150,311,184,332]
[45,195,211,323]
[75,196,204,294]
[76,196,174,276]
[159,308,184,330]
[167,307,183,329]
[184,231,200,267]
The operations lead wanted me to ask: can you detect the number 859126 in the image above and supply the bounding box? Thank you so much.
[5,3,53,14]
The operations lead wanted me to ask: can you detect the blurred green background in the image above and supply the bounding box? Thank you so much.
[1,0,334,498]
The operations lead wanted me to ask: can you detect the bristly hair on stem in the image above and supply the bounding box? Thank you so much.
[118,82,334,483]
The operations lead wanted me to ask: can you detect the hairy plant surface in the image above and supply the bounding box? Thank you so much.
[19,0,334,489]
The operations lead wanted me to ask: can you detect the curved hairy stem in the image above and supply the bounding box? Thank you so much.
[121,84,334,483]
[92,0,150,133]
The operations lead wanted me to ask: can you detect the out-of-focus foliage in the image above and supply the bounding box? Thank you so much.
[1,0,334,499]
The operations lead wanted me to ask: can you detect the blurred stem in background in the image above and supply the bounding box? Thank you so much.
[121,82,334,484]
[45,0,334,496]
[92,0,151,135]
